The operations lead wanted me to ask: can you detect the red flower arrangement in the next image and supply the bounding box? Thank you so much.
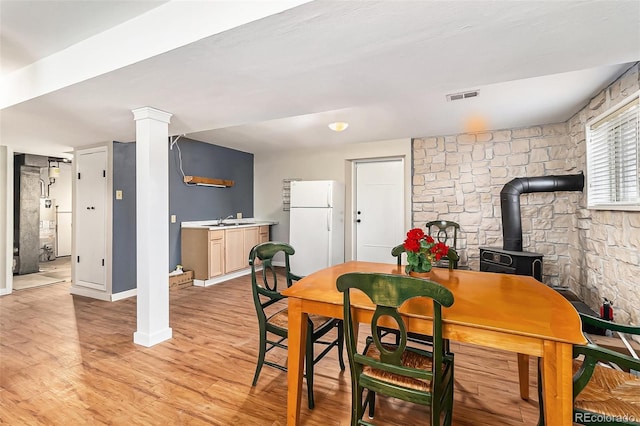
[402,227,455,274]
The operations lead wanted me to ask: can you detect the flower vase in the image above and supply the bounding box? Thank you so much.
[408,269,431,279]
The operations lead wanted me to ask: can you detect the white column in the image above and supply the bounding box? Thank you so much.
[132,107,172,346]
[0,145,13,295]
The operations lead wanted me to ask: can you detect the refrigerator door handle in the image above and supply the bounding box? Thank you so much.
[327,209,331,231]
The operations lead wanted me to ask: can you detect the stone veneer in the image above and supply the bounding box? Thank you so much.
[412,62,639,325]
[568,64,639,325]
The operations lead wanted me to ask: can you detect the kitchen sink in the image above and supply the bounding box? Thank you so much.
[203,222,257,227]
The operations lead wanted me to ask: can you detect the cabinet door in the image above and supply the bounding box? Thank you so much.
[224,228,246,273]
[75,149,107,290]
[208,234,224,278]
[259,225,269,244]
[244,227,260,268]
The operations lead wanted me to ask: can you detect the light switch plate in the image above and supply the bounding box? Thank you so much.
[115,190,123,200]
[171,215,177,223]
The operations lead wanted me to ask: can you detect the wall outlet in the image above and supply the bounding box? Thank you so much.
[237,212,242,219]
[170,214,177,223]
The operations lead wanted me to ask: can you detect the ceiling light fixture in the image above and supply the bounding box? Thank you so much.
[328,121,349,132]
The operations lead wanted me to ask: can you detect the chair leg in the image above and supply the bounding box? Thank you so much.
[444,366,454,426]
[353,383,364,426]
[337,320,346,371]
[367,390,376,418]
[252,329,267,386]
[537,357,545,426]
[306,326,315,409]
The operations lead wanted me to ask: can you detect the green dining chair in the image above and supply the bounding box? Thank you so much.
[388,243,452,348]
[425,220,460,269]
[391,244,406,266]
[537,313,640,425]
[337,272,455,425]
[249,242,345,409]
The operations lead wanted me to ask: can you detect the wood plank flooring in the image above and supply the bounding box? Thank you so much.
[1,273,543,425]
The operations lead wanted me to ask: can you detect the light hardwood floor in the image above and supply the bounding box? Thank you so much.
[1,273,542,425]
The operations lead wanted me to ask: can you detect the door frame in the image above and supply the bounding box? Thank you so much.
[1,146,13,295]
[346,156,411,262]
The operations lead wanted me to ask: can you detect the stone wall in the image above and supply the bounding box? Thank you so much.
[568,63,640,325]
[412,62,639,324]
[413,123,580,288]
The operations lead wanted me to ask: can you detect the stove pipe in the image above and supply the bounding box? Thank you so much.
[500,172,584,251]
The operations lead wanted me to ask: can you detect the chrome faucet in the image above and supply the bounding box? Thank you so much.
[218,214,235,224]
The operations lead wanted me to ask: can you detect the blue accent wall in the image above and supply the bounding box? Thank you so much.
[112,142,137,293]
[111,138,253,293]
[168,138,253,270]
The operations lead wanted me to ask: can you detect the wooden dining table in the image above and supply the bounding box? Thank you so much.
[281,261,587,426]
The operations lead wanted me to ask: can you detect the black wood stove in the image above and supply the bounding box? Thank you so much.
[479,247,544,281]
[480,172,584,283]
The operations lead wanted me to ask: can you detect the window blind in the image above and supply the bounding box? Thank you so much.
[586,94,640,209]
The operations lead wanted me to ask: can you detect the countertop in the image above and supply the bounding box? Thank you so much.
[181,219,278,230]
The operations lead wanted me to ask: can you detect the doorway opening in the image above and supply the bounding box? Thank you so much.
[13,153,73,290]
[12,256,71,290]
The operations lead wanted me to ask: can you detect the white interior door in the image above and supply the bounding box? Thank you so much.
[76,150,106,289]
[355,160,404,263]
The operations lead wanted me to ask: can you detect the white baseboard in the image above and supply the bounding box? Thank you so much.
[111,288,137,301]
[70,284,137,302]
[70,285,110,301]
[133,327,173,347]
[0,287,11,296]
[193,267,254,287]
[272,261,285,267]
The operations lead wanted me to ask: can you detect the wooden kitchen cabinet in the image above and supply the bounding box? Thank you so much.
[183,225,272,280]
[208,230,225,278]
[224,228,245,273]
[244,226,260,260]
[259,225,269,244]
[225,226,260,273]
[181,228,225,280]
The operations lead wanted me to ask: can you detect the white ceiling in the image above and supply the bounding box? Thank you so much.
[1,0,639,158]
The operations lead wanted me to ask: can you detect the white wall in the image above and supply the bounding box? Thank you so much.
[48,162,72,210]
[253,138,412,261]
[48,162,73,256]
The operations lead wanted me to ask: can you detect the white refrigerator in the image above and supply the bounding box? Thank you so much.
[289,180,345,276]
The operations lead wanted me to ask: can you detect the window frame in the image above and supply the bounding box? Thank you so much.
[585,90,640,211]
